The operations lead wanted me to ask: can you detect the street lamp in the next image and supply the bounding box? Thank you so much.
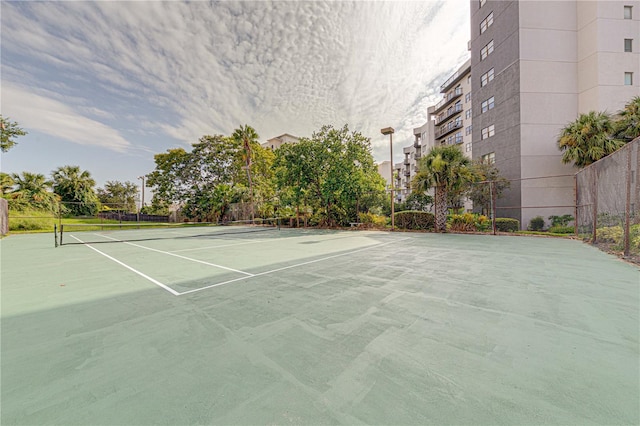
[381,127,395,231]
[138,175,145,214]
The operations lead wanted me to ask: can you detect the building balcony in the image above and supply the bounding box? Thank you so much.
[434,103,463,125]
[404,170,411,177]
[435,120,463,139]
[432,87,463,114]
[414,151,422,160]
[404,158,410,165]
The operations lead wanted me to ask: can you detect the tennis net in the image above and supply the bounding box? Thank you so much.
[56,218,279,246]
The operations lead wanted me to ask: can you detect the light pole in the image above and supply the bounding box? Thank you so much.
[381,127,395,231]
[138,175,145,215]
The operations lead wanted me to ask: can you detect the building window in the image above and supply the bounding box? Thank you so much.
[624,5,632,19]
[465,142,472,152]
[481,68,495,87]
[465,125,473,136]
[625,39,633,52]
[466,108,473,119]
[480,0,486,7]
[454,132,463,144]
[467,75,471,84]
[480,40,494,60]
[481,124,495,140]
[481,96,495,113]
[480,12,494,34]
[465,92,472,103]
[625,72,633,85]
[482,152,495,164]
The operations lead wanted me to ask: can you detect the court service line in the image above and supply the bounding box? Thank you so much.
[95,234,254,276]
[178,237,412,296]
[170,239,265,253]
[69,235,181,296]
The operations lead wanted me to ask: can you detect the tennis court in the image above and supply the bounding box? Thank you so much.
[1,227,638,425]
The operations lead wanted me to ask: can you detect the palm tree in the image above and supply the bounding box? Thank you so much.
[10,172,59,211]
[413,145,472,232]
[232,125,259,221]
[614,96,640,142]
[52,165,99,216]
[557,111,625,168]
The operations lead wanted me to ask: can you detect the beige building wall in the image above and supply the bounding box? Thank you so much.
[261,133,300,150]
[516,0,639,228]
[518,1,578,227]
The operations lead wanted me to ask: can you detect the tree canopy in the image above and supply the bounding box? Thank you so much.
[97,181,138,212]
[274,124,386,227]
[52,165,99,216]
[0,115,27,152]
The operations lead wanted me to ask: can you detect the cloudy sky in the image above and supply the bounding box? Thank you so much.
[1,0,470,191]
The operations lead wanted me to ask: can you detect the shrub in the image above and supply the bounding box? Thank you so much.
[447,212,491,232]
[548,225,575,234]
[495,218,520,232]
[597,226,623,244]
[475,215,491,232]
[358,212,388,228]
[549,214,574,227]
[448,213,476,232]
[529,216,545,231]
[394,211,434,230]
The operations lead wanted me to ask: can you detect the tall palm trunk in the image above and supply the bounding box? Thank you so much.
[435,185,448,232]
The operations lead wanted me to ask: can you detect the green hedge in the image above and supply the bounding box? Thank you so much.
[495,218,520,232]
[548,225,575,234]
[394,211,434,230]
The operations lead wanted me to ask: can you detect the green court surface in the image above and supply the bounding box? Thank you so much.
[1,227,638,425]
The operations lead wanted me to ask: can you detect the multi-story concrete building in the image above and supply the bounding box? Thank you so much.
[261,133,300,150]
[470,0,639,228]
[429,59,473,158]
[393,59,472,204]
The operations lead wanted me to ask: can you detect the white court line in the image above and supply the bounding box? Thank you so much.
[69,235,180,296]
[170,239,265,253]
[178,237,412,296]
[172,232,364,253]
[94,234,254,276]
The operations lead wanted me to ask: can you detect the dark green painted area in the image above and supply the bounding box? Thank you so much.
[1,230,638,425]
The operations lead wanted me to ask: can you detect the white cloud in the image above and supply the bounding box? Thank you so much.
[1,84,131,152]
[1,0,470,162]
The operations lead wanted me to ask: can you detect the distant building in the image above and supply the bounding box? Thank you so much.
[261,133,300,150]
[395,59,472,204]
[377,160,392,188]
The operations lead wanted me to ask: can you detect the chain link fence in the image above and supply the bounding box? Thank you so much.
[576,138,639,259]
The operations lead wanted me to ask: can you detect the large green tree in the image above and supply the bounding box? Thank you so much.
[147,135,244,221]
[614,96,640,142]
[51,165,100,216]
[9,172,59,212]
[0,115,27,152]
[97,181,138,213]
[557,111,626,168]
[274,124,386,227]
[413,145,472,232]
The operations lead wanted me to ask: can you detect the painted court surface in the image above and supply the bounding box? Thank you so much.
[1,227,638,425]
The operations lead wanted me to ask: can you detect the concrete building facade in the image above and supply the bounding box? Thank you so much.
[261,133,300,150]
[470,0,640,228]
[394,60,472,204]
